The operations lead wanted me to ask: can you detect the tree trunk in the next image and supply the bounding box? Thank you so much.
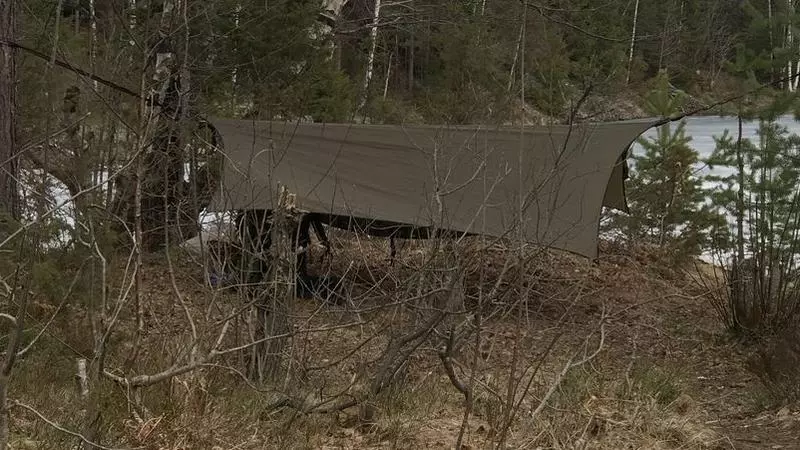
[89,0,98,90]
[658,3,672,71]
[383,51,392,100]
[248,185,295,383]
[406,0,415,95]
[111,0,195,251]
[0,0,19,221]
[788,10,793,91]
[769,0,775,83]
[506,17,526,95]
[736,113,745,262]
[359,0,382,120]
[0,308,24,450]
[407,24,414,94]
[232,2,241,110]
[80,357,104,450]
[734,113,746,328]
[626,0,640,84]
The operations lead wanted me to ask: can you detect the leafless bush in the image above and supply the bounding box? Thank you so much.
[699,252,800,338]
[745,326,800,406]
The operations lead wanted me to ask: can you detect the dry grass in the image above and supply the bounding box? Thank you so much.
[4,237,799,449]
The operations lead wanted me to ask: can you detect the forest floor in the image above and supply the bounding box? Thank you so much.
[7,235,800,449]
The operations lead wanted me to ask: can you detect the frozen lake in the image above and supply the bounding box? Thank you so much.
[632,114,800,175]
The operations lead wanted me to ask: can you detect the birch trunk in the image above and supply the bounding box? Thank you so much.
[506,21,525,94]
[658,6,671,70]
[408,10,414,94]
[735,114,746,327]
[769,0,775,82]
[359,0,382,120]
[789,29,794,91]
[794,60,800,90]
[89,0,98,90]
[626,0,640,84]
[788,0,798,91]
[128,0,137,46]
[232,3,241,110]
[383,52,392,99]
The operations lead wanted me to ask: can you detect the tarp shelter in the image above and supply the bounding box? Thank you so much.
[206,118,662,259]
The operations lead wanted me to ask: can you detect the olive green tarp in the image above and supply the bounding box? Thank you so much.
[206,118,661,259]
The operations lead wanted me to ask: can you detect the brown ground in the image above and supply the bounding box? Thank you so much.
[7,237,800,449]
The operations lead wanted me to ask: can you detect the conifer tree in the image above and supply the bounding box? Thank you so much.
[705,35,800,333]
[610,71,724,262]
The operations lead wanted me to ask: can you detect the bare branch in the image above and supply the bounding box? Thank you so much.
[0,313,16,328]
[529,313,607,419]
[438,330,470,397]
[11,400,138,450]
[17,258,89,358]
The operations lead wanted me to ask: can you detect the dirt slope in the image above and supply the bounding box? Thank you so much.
[8,238,800,449]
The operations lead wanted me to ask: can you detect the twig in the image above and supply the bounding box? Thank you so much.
[11,400,139,450]
[165,236,199,355]
[16,258,89,358]
[103,314,366,389]
[530,315,607,419]
[0,314,16,327]
[216,320,366,356]
[438,330,470,396]
[0,40,140,98]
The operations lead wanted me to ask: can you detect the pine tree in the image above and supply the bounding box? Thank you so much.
[707,116,800,333]
[611,71,724,262]
[702,7,800,333]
